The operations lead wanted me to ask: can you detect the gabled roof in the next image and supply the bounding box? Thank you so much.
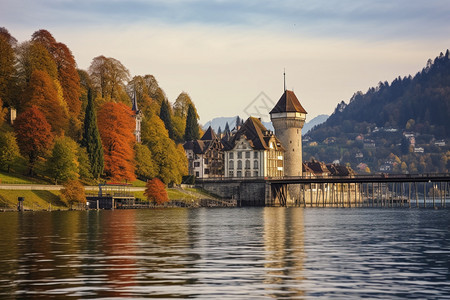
[270,90,307,114]
[226,117,284,151]
[201,126,217,141]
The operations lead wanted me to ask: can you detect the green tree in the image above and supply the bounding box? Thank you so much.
[76,146,93,181]
[46,136,79,184]
[0,131,21,172]
[159,99,175,139]
[141,114,187,184]
[82,88,104,179]
[184,104,200,141]
[134,143,157,179]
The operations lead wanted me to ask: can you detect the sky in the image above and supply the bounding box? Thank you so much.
[1,0,450,124]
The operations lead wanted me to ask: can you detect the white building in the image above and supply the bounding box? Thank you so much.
[224,117,285,178]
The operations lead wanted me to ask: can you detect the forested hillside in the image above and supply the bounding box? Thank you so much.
[0,27,202,186]
[305,50,450,174]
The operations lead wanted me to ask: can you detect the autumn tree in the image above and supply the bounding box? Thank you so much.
[97,102,135,181]
[16,41,58,86]
[144,178,169,205]
[22,69,69,134]
[0,28,17,107]
[0,131,21,173]
[159,99,175,139]
[82,88,104,179]
[127,75,159,115]
[60,180,86,208]
[14,105,54,175]
[184,104,200,141]
[89,55,130,103]
[173,92,197,118]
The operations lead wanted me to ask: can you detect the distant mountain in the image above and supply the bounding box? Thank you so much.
[203,114,328,135]
[308,50,450,141]
[203,116,240,132]
[304,50,450,174]
[303,114,329,134]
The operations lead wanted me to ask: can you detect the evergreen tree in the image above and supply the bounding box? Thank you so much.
[224,122,230,134]
[159,99,175,139]
[217,126,222,135]
[82,88,104,179]
[236,116,241,129]
[184,104,200,141]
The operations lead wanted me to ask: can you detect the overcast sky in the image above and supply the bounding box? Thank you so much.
[2,0,450,123]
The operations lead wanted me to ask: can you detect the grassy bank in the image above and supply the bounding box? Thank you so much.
[0,190,66,210]
[0,186,213,211]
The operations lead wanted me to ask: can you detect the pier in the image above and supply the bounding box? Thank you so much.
[198,173,450,208]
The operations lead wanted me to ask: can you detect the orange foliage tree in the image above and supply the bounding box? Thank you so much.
[22,69,68,135]
[14,105,54,175]
[97,102,136,181]
[144,178,169,205]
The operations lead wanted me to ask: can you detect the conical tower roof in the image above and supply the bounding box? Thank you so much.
[200,126,217,141]
[269,90,307,114]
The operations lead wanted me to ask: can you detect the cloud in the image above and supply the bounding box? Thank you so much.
[2,0,450,41]
[1,0,449,122]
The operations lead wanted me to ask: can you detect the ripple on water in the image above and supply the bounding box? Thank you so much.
[0,208,449,298]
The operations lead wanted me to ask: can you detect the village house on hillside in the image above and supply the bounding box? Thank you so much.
[223,117,285,178]
[183,126,224,178]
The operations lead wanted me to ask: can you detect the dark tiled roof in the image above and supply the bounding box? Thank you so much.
[201,126,217,141]
[269,90,307,114]
[226,117,284,151]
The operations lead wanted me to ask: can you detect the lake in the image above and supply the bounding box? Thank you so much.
[0,208,449,299]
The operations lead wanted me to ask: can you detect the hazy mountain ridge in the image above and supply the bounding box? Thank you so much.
[203,114,328,135]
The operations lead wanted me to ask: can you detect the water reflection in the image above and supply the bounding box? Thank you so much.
[0,208,449,298]
[264,208,305,298]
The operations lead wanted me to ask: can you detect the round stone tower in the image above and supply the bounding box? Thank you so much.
[270,90,307,176]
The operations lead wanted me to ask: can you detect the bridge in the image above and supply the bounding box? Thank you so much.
[197,173,450,208]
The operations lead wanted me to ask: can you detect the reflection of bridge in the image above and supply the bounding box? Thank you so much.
[198,174,450,208]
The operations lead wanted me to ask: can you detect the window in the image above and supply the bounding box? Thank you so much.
[204,158,209,164]
[253,171,259,177]
[245,171,251,177]
[204,169,210,174]
[195,171,199,177]
[245,151,250,158]
[237,160,242,169]
[237,152,242,159]
[254,160,258,169]
[237,170,242,177]
[245,160,250,169]
[254,152,258,159]
[194,162,200,167]
[229,160,234,169]
[229,171,234,177]
[229,152,234,159]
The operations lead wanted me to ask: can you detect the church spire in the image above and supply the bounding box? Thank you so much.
[132,90,138,112]
[283,68,286,92]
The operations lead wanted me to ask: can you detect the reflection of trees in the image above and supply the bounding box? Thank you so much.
[92,210,137,298]
[0,213,19,296]
[264,208,306,298]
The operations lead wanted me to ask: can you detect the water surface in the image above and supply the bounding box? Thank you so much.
[0,208,449,299]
